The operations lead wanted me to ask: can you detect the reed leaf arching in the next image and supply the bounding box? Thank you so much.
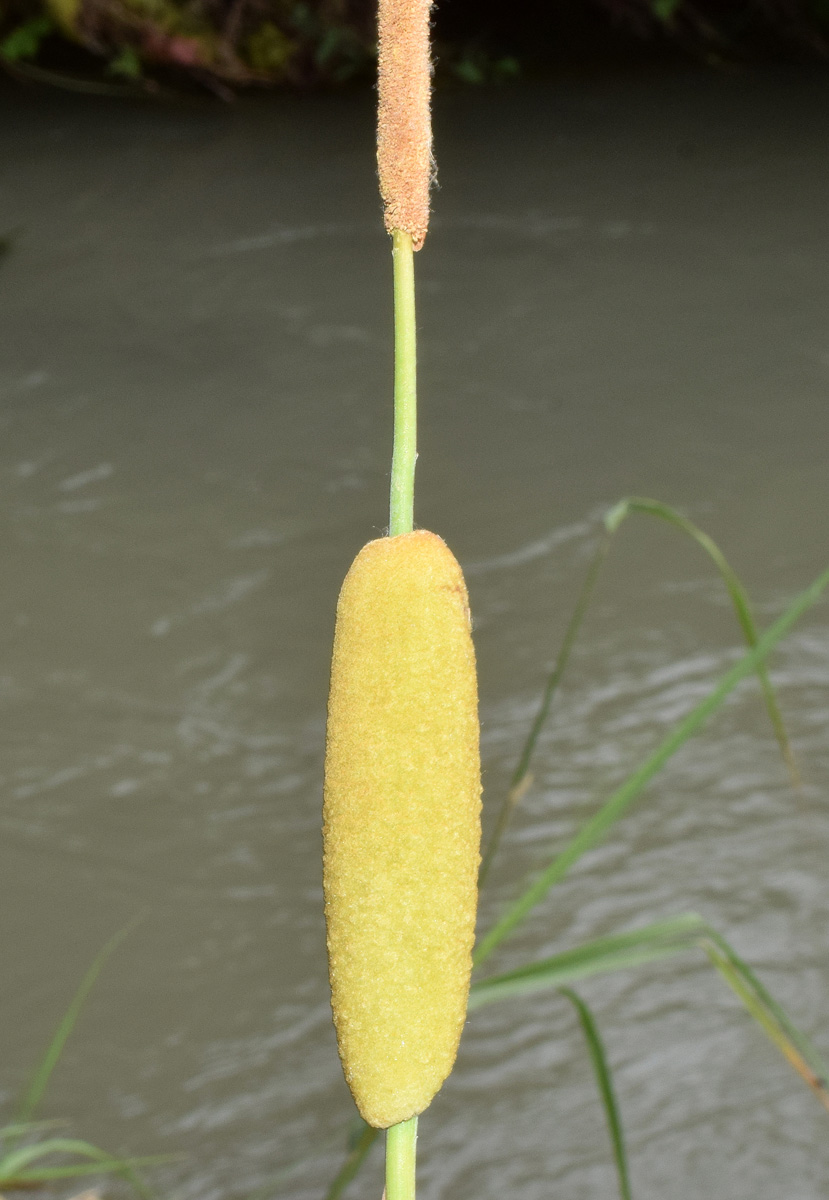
[480,496,801,883]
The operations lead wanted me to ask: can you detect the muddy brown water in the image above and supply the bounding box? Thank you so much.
[1,68,828,1200]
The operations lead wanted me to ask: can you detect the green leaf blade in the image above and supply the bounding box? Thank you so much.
[323,1120,379,1200]
[15,917,142,1127]
[470,914,705,1009]
[560,989,632,1200]
[474,564,829,966]
[622,497,800,786]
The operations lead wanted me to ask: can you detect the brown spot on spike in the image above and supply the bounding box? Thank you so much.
[377,0,434,250]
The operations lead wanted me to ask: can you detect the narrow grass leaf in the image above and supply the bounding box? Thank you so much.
[0,1136,121,1177]
[473,563,829,966]
[479,530,612,884]
[469,914,705,1009]
[470,914,829,1117]
[3,1157,171,1184]
[15,916,143,1127]
[480,495,800,884]
[0,1134,172,1188]
[702,928,829,1081]
[323,1120,379,1200]
[109,1154,162,1200]
[247,1122,372,1200]
[0,1120,65,1139]
[610,497,799,785]
[560,988,632,1200]
[697,932,829,1112]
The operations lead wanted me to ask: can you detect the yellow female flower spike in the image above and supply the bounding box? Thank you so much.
[323,530,482,1129]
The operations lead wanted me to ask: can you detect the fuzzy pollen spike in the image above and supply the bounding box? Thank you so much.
[377,0,434,250]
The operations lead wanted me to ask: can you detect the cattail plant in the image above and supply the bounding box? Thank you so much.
[317,10,829,1197]
[322,2,481,1198]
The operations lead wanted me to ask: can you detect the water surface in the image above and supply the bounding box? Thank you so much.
[0,69,828,1200]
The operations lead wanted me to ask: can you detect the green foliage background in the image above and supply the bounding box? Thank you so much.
[1,0,829,90]
[0,0,376,88]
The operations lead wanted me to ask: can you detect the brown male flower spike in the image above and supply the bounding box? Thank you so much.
[377,0,434,250]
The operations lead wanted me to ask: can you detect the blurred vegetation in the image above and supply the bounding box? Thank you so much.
[0,0,828,96]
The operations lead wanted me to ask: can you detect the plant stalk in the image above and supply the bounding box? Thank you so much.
[389,228,417,536]
[385,1116,417,1200]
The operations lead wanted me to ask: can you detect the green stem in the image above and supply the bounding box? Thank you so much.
[383,235,419,1196]
[385,1116,417,1200]
[389,228,417,537]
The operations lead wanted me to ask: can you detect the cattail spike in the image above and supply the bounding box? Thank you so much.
[323,531,481,1128]
[377,0,434,251]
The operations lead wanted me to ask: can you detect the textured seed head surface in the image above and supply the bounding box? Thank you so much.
[376,0,433,249]
[323,530,481,1129]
